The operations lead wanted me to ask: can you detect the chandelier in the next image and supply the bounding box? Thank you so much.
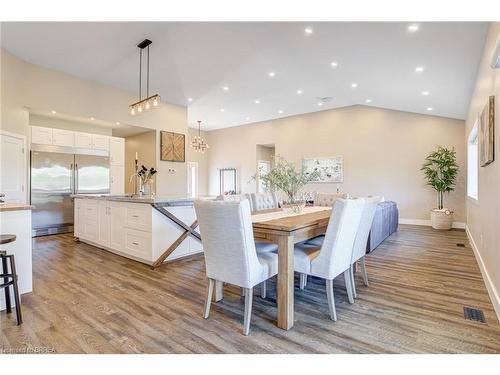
[190,121,209,153]
[129,39,161,116]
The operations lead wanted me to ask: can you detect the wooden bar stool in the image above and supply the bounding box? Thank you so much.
[0,234,23,325]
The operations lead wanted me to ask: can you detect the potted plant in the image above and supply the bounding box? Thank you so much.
[259,156,319,213]
[421,146,459,230]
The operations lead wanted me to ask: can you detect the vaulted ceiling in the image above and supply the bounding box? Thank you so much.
[1,22,488,130]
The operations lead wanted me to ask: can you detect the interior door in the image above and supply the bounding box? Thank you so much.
[0,132,26,202]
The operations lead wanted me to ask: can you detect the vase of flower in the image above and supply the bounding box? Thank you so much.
[259,156,319,214]
[131,165,157,196]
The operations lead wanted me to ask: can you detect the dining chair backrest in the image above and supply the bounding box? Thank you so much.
[250,192,279,212]
[221,194,254,211]
[311,198,365,279]
[194,199,262,288]
[313,192,349,207]
[351,196,381,263]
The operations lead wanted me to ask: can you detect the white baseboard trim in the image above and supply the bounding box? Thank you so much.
[466,225,500,323]
[400,218,466,229]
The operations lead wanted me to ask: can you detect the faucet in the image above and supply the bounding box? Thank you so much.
[0,193,5,204]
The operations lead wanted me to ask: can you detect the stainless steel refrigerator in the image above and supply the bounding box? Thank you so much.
[31,146,110,237]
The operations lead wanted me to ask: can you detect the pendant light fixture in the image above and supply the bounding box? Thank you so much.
[129,39,160,116]
[190,121,209,153]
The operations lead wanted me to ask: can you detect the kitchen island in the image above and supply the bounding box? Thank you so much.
[73,195,203,267]
[0,203,33,311]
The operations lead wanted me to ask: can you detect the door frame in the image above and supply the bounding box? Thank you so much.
[256,159,271,193]
[187,161,199,198]
[0,130,28,203]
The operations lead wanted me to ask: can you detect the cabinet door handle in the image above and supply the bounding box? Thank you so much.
[132,215,139,218]
[132,242,139,246]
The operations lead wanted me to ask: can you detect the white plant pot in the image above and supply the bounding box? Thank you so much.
[430,208,453,230]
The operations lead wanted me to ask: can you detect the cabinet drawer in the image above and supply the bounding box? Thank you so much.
[125,229,151,259]
[84,202,99,222]
[125,205,151,232]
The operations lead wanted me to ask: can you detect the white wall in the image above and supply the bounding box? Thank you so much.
[206,105,466,222]
[465,23,500,320]
[0,48,189,197]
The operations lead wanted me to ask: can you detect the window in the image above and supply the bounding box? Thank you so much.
[187,162,198,198]
[467,119,479,200]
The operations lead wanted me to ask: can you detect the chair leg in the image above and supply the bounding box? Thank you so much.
[350,265,357,299]
[2,256,12,313]
[243,288,253,335]
[261,281,266,299]
[360,256,369,286]
[204,278,214,319]
[299,273,307,290]
[9,255,22,325]
[325,279,337,321]
[344,270,354,304]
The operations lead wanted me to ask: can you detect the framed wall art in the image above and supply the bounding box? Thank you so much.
[160,131,185,162]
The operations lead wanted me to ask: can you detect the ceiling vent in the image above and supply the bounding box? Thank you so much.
[491,35,500,69]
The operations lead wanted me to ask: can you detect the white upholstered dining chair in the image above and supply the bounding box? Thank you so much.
[250,192,279,212]
[294,198,365,320]
[348,196,381,297]
[194,199,278,335]
[305,196,381,298]
[313,192,349,207]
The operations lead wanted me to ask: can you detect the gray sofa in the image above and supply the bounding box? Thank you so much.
[366,201,398,253]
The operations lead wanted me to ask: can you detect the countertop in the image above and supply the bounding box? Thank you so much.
[71,194,198,204]
[0,203,34,212]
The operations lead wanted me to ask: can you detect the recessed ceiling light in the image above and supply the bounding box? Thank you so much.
[317,102,323,107]
[330,61,338,68]
[408,24,419,33]
[116,122,120,125]
[365,99,372,103]
[220,108,225,112]
[421,90,430,96]
[278,110,284,114]
[187,97,193,102]
[245,116,250,121]
[51,110,57,114]
[304,27,313,35]
[90,117,95,121]
[268,71,275,78]
[415,66,425,73]
[351,83,358,88]
[427,107,433,111]
[223,86,229,91]
[254,100,261,104]
[297,89,303,95]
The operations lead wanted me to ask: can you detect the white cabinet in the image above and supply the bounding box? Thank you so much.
[92,135,109,151]
[52,128,75,147]
[74,132,93,148]
[98,202,111,248]
[110,165,125,195]
[109,202,127,250]
[31,126,53,145]
[109,137,125,195]
[74,199,85,238]
[109,137,125,166]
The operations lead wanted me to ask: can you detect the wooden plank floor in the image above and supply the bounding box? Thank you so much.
[1,225,499,353]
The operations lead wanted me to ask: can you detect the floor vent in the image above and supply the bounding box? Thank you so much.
[464,307,486,323]
[456,243,466,248]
